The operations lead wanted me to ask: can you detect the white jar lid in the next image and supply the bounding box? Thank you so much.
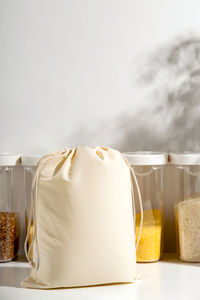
[169,152,200,165]
[0,154,21,166]
[123,151,168,166]
[21,154,44,166]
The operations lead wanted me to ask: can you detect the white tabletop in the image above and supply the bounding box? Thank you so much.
[0,254,200,300]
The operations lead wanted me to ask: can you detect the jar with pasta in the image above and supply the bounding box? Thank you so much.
[124,152,167,262]
[170,152,200,262]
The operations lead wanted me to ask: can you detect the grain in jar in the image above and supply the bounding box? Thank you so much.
[136,209,162,262]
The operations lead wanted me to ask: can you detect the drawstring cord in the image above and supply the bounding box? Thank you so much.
[24,149,70,270]
[24,159,45,269]
[130,165,143,250]
[121,155,143,250]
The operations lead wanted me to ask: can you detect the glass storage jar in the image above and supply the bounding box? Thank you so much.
[124,152,167,262]
[170,152,200,262]
[21,155,43,259]
[0,154,21,262]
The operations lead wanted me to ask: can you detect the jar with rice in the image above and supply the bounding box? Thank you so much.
[170,152,200,262]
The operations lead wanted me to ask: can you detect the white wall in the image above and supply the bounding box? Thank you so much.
[1,0,200,153]
[1,0,200,253]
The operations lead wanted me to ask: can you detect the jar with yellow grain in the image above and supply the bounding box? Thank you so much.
[124,152,167,262]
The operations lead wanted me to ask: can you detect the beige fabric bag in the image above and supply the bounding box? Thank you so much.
[22,146,143,289]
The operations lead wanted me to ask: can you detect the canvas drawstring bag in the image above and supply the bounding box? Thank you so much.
[22,146,143,289]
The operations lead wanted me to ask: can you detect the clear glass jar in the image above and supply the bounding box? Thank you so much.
[124,152,167,262]
[0,154,21,262]
[170,152,200,262]
[21,155,43,259]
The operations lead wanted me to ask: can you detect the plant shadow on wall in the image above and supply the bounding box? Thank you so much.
[68,34,200,151]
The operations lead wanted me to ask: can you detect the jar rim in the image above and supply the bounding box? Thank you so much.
[123,151,168,165]
[21,154,44,166]
[169,152,200,165]
[0,154,21,166]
